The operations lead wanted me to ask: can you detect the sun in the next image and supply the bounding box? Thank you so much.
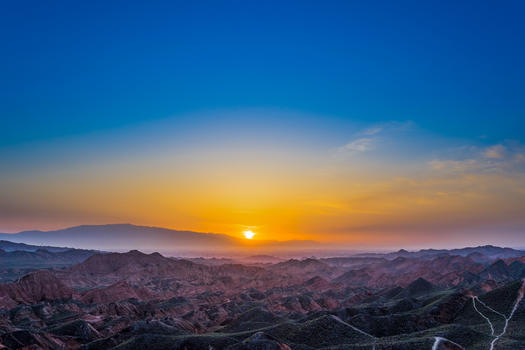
[243,230,256,239]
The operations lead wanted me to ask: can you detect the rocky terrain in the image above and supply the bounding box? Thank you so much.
[0,243,524,349]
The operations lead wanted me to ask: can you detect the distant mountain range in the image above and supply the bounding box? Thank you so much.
[2,224,524,260]
[0,224,237,251]
[0,224,318,253]
[0,240,97,253]
[357,245,525,260]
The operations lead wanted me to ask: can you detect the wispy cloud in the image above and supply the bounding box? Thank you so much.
[483,144,506,159]
[337,121,413,154]
[339,137,375,152]
[361,126,383,136]
[358,121,413,136]
[428,142,525,175]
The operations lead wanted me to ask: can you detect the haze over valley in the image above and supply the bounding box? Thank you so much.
[1,233,525,349]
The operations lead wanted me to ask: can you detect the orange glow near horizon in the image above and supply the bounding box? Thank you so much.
[1,116,524,249]
[2,152,524,248]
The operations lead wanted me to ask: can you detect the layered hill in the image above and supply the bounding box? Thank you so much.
[358,245,525,260]
[0,240,89,253]
[0,246,524,349]
[0,242,102,282]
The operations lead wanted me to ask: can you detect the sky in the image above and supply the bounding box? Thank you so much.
[1,1,524,248]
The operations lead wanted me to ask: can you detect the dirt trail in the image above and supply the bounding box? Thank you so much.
[475,297,507,319]
[432,336,465,350]
[488,279,525,350]
[471,296,495,335]
[435,280,524,350]
[331,315,376,350]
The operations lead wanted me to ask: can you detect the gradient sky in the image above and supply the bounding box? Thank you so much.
[1,1,524,248]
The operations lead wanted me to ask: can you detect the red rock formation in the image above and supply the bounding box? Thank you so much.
[0,270,73,308]
[80,280,156,304]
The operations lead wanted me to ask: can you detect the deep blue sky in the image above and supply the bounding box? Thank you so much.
[1,0,524,147]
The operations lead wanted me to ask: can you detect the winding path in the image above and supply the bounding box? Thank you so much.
[432,336,465,350]
[471,296,495,335]
[488,280,525,350]
[331,315,376,350]
[432,279,524,349]
[475,297,506,319]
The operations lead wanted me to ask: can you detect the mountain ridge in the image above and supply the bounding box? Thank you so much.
[0,223,319,253]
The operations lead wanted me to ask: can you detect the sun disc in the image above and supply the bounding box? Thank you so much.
[243,230,256,239]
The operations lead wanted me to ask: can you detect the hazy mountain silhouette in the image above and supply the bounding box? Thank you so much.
[0,224,319,253]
